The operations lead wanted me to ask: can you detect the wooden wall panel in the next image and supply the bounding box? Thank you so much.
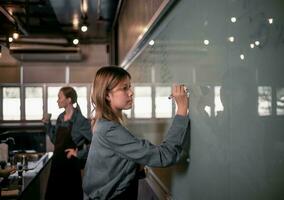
[70,66,99,83]
[20,45,109,84]
[0,66,20,83]
[118,0,164,65]
[23,66,65,83]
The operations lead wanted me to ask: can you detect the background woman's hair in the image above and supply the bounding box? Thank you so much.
[91,66,131,125]
[60,86,81,111]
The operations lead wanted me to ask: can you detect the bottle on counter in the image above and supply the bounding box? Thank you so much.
[17,164,23,186]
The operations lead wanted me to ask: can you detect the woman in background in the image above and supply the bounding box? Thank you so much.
[83,66,189,200]
[43,86,92,200]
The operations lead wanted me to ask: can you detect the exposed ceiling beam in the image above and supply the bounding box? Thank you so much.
[0,0,46,6]
[0,6,28,36]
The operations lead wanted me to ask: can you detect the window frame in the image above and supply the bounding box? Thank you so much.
[0,83,92,122]
[0,83,177,122]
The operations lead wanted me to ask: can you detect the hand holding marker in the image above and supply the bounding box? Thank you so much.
[168,85,190,99]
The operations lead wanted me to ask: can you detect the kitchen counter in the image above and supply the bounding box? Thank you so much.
[0,152,53,200]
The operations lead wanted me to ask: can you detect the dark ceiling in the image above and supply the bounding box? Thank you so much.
[0,0,121,47]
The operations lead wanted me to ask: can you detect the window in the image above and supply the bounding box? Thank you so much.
[3,87,21,120]
[276,88,284,116]
[74,86,88,118]
[1,84,91,121]
[25,87,43,120]
[155,86,172,118]
[122,109,131,118]
[134,86,152,118]
[214,86,223,116]
[47,87,63,120]
[258,86,272,116]
[47,86,89,120]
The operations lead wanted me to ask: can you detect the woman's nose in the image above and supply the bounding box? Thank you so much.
[129,89,134,96]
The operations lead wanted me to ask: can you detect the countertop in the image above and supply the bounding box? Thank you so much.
[0,152,53,199]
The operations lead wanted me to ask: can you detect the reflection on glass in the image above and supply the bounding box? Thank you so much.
[155,86,172,118]
[47,87,62,120]
[74,86,88,118]
[276,88,284,116]
[214,86,224,116]
[149,40,155,46]
[203,39,209,45]
[204,106,211,117]
[255,41,260,46]
[258,86,272,116]
[3,87,21,120]
[228,36,235,42]
[230,17,237,23]
[134,86,152,118]
[25,87,43,120]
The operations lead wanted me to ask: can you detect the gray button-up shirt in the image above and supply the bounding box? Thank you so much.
[83,115,189,200]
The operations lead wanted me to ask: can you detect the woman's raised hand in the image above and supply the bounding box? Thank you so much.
[172,84,189,116]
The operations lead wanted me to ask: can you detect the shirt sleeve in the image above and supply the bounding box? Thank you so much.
[102,115,189,167]
[44,121,56,144]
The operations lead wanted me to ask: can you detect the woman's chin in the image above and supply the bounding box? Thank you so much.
[124,105,132,110]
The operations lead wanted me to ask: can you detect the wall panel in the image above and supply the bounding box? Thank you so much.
[0,66,20,83]
[118,0,164,64]
[23,66,65,83]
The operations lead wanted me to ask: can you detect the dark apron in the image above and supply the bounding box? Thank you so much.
[45,123,83,200]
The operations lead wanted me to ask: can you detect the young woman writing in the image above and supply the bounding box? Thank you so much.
[83,66,189,200]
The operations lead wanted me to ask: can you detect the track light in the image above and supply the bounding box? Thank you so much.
[80,0,88,33]
[13,32,19,39]
[81,24,88,32]
[73,39,79,45]
[81,0,88,14]
[12,23,20,40]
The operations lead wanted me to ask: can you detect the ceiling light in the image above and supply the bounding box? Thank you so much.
[255,41,260,46]
[268,18,273,24]
[250,43,255,48]
[149,40,155,46]
[8,37,13,42]
[81,0,88,14]
[72,14,80,30]
[81,25,88,32]
[13,32,19,40]
[240,54,245,60]
[73,39,79,45]
[80,0,88,32]
[7,8,13,15]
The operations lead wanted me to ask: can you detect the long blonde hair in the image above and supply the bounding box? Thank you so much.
[91,66,131,126]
